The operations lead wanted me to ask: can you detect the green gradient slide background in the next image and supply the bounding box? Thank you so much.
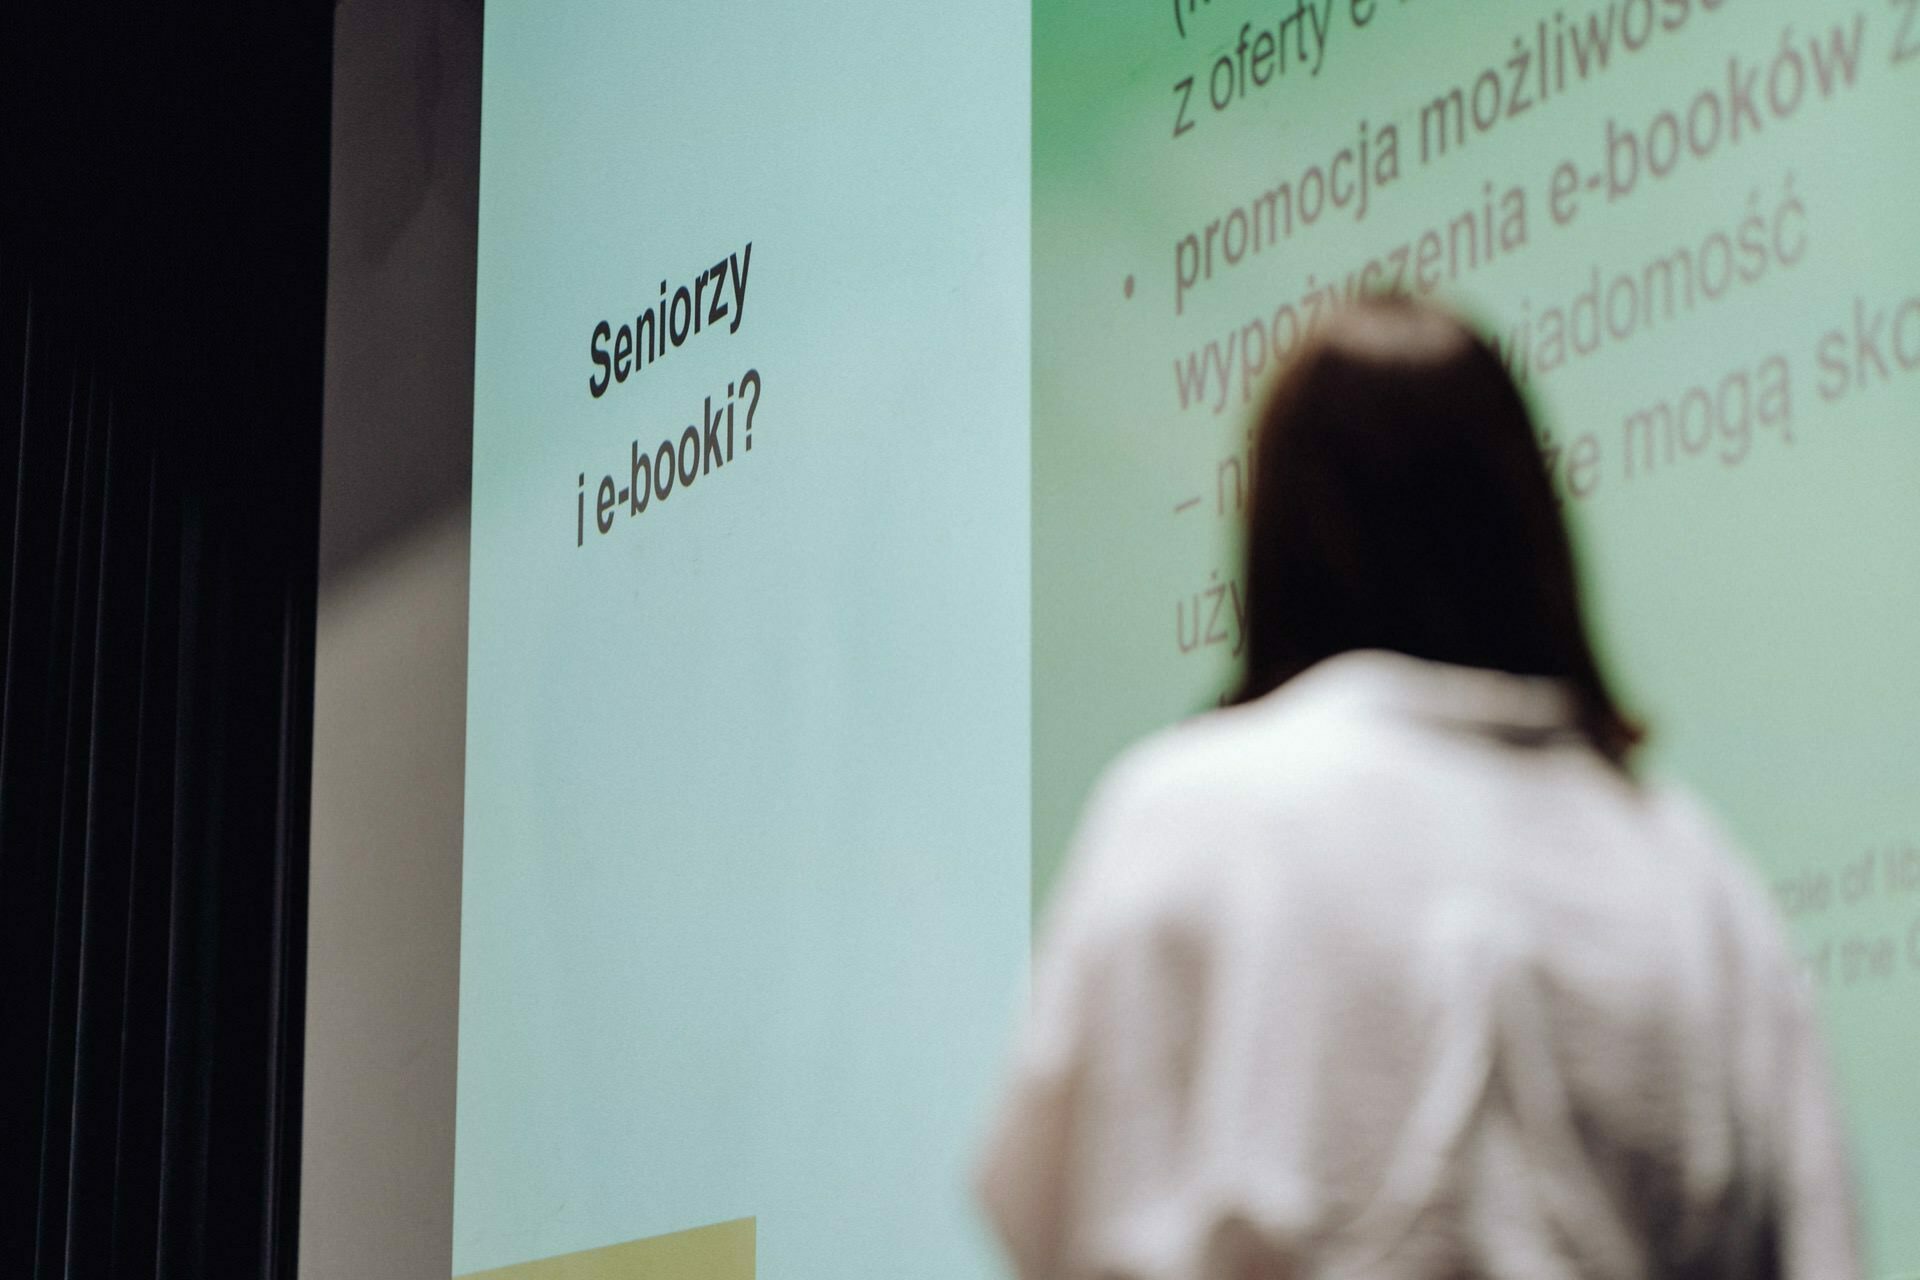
[1034,1,1920,1273]
[463,2,1919,1276]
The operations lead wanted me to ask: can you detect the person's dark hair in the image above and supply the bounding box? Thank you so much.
[1231,296,1642,765]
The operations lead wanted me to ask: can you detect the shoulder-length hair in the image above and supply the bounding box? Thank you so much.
[1230,296,1641,765]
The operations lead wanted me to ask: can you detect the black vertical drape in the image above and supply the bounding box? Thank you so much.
[0,4,330,1277]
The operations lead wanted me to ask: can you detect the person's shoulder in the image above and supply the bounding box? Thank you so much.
[1043,668,1495,993]
[1060,675,1389,926]
[1637,784,1770,895]
[1634,782,1808,976]
[1092,677,1380,826]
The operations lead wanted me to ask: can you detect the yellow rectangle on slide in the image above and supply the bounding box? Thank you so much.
[457,1218,753,1280]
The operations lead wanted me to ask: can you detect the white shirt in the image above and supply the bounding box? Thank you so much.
[979,650,1859,1280]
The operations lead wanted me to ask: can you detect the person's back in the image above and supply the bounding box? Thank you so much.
[976,299,1859,1280]
[979,648,1857,1278]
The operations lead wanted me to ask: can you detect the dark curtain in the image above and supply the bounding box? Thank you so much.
[0,4,330,1278]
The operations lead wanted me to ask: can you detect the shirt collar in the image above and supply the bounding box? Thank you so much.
[1283,648,1584,743]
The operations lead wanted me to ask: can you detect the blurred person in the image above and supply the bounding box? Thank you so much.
[977,297,1859,1280]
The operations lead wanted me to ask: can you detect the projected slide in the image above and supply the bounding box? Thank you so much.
[457,3,1028,1276]
[461,1,1919,1276]
[1034,2,1920,1271]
